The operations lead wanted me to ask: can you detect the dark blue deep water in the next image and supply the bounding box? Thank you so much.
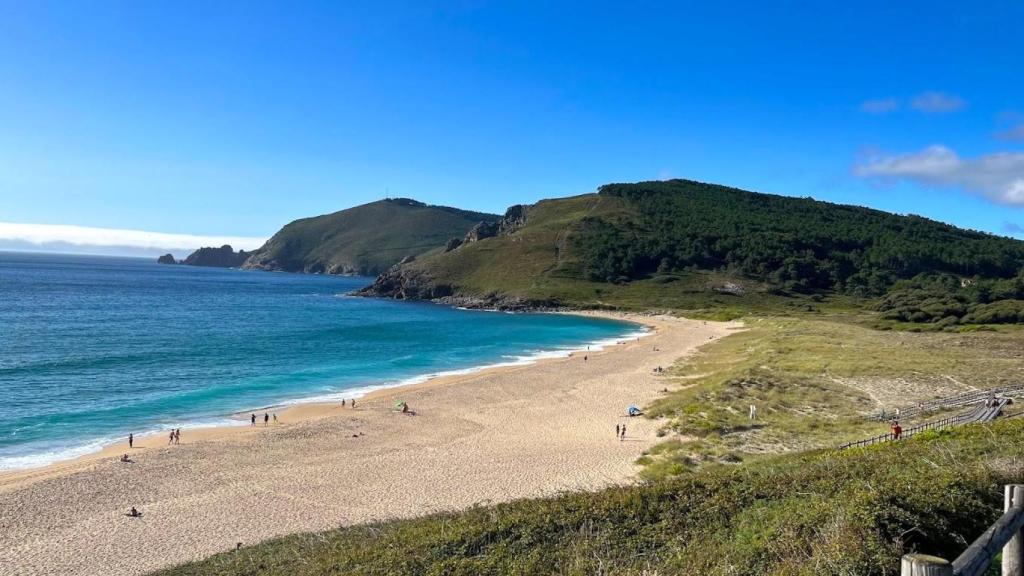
[0,252,642,469]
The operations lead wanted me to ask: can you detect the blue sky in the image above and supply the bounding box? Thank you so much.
[1,1,1023,254]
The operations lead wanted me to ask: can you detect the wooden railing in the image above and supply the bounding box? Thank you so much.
[841,414,968,449]
[842,400,1009,450]
[901,485,1024,576]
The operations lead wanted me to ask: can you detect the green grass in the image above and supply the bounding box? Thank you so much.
[152,420,1024,576]
[639,317,1024,477]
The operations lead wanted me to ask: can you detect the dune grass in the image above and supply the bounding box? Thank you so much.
[152,420,1024,576]
[639,316,1024,478]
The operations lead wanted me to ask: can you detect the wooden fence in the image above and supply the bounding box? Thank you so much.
[841,399,1009,450]
[902,485,1024,576]
[841,414,969,449]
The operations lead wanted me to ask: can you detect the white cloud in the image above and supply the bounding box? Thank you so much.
[854,145,1024,206]
[909,91,966,114]
[0,222,267,257]
[861,98,899,114]
[996,124,1024,141]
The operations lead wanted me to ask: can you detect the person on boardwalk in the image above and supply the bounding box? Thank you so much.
[128,433,133,449]
[620,425,626,441]
[264,413,269,427]
[250,413,256,426]
[891,421,902,440]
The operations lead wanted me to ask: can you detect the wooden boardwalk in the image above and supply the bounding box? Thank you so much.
[841,398,1010,450]
[881,385,1024,422]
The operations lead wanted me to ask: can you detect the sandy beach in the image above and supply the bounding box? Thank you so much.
[0,312,741,576]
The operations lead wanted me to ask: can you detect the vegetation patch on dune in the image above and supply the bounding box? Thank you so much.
[639,316,1024,477]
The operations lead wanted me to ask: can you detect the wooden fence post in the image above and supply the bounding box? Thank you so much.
[901,554,952,576]
[1004,484,1024,576]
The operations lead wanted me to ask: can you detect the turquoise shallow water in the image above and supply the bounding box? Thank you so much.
[0,252,643,470]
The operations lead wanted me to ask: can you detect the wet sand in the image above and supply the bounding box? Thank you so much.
[0,312,741,576]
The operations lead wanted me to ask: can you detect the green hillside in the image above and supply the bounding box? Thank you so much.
[362,179,1024,324]
[153,419,1024,576]
[243,198,499,276]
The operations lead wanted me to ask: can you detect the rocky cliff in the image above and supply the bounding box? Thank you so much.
[356,202,556,310]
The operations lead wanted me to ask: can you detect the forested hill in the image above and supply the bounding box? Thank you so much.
[584,180,1022,294]
[361,179,1024,324]
[242,198,499,276]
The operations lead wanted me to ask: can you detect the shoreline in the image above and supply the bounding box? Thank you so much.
[0,311,742,576]
[0,311,650,486]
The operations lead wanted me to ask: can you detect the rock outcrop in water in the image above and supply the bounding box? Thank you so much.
[183,245,249,268]
[157,254,178,265]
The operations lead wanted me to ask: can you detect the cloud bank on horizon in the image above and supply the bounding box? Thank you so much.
[0,222,267,258]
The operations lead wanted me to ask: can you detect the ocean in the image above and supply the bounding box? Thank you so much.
[0,252,643,470]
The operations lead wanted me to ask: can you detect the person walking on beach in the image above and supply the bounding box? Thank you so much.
[273,413,278,424]
[616,424,620,438]
[351,399,356,409]
[251,413,256,426]
[264,413,269,427]
[168,430,175,445]
[342,399,346,407]
[174,429,180,444]
[128,433,133,449]
[584,355,588,362]
[620,425,626,441]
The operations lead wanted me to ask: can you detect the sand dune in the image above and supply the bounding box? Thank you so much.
[0,313,740,576]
